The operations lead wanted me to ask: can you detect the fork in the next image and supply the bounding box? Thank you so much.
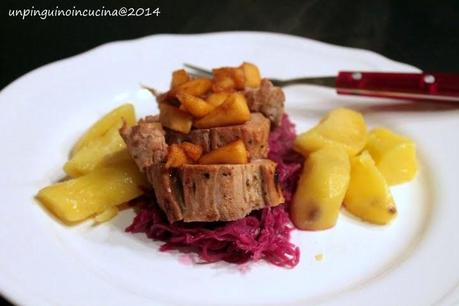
[184,63,459,103]
[184,64,335,87]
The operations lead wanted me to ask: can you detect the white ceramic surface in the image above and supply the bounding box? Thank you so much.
[0,32,458,306]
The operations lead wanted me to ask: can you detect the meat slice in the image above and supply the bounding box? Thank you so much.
[244,79,285,127]
[166,112,270,159]
[147,165,184,222]
[119,115,168,171]
[145,159,284,223]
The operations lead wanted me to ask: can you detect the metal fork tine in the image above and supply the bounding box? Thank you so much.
[184,63,212,76]
[188,72,205,79]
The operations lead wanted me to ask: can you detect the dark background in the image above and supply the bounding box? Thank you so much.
[2,0,459,90]
[1,0,458,304]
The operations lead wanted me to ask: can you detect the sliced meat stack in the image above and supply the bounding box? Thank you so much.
[120,77,286,223]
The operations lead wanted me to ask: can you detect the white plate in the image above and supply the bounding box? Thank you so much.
[0,32,458,306]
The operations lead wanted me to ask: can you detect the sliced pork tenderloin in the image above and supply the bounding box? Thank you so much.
[119,115,168,171]
[244,79,285,127]
[146,159,284,223]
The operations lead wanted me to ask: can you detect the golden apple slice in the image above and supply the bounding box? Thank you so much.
[344,151,397,225]
[291,146,350,230]
[295,108,367,157]
[366,128,417,185]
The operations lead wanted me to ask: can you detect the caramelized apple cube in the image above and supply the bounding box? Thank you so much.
[241,62,261,88]
[170,69,190,89]
[206,92,230,108]
[159,103,193,134]
[180,142,203,162]
[176,92,214,118]
[199,140,248,164]
[212,67,245,90]
[212,76,236,93]
[175,78,212,97]
[166,144,189,168]
[194,92,251,129]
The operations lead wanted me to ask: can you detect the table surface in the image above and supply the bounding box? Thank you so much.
[1,0,458,304]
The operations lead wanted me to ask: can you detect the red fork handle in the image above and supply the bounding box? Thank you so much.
[336,71,459,102]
